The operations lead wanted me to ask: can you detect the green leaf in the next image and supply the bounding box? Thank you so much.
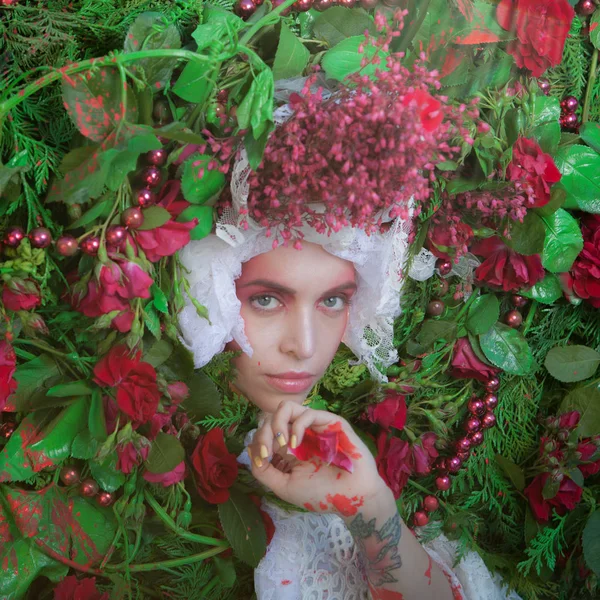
[89,455,126,492]
[89,389,107,442]
[495,454,525,491]
[321,35,388,82]
[479,323,533,375]
[545,345,600,383]
[178,205,214,240]
[28,397,88,463]
[183,371,222,422]
[535,186,567,217]
[580,122,600,154]
[583,510,600,577]
[312,7,375,47]
[0,150,29,196]
[540,209,584,273]
[542,475,560,500]
[559,387,600,438]
[218,486,267,567]
[590,9,600,50]
[143,339,173,368]
[181,154,225,205]
[520,273,563,304]
[12,354,59,406]
[172,61,212,104]
[273,23,310,81]
[67,198,112,230]
[415,320,457,350]
[123,12,181,89]
[213,555,236,588]
[47,381,93,397]
[505,210,546,256]
[532,122,561,154]
[137,205,172,230]
[143,304,161,339]
[553,144,600,213]
[71,430,99,460]
[237,69,274,140]
[532,95,561,128]
[151,283,169,314]
[244,124,274,170]
[62,67,138,142]
[145,432,185,474]
[466,294,499,335]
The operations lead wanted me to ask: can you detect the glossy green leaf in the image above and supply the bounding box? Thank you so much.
[479,323,533,375]
[0,150,29,196]
[236,69,274,140]
[540,209,584,273]
[67,198,112,230]
[532,95,561,128]
[520,273,563,304]
[137,205,172,230]
[12,354,59,407]
[312,7,375,47]
[181,153,226,205]
[583,510,600,577]
[214,555,237,588]
[183,370,222,422]
[466,294,499,336]
[151,283,169,314]
[505,211,546,256]
[71,429,99,460]
[89,455,126,491]
[553,144,600,213]
[322,36,388,82]
[273,23,310,81]
[143,339,173,368]
[545,345,600,382]
[244,123,274,170]
[580,121,600,154]
[495,454,525,491]
[218,486,267,568]
[560,387,600,438]
[535,186,567,217]
[172,61,211,104]
[590,9,600,49]
[144,304,161,339]
[416,320,457,349]
[124,12,181,89]
[532,122,561,154]
[145,432,185,474]
[89,389,107,442]
[47,380,93,397]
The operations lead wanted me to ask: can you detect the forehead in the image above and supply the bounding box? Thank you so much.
[238,242,356,286]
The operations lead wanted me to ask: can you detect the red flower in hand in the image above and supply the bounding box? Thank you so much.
[53,576,109,600]
[2,278,41,311]
[93,345,161,426]
[367,391,407,431]
[0,340,17,412]
[524,473,583,522]
[450,337,499,382]
[507,137,561,208]
[471,237,545,292]
[191,427,239,504]
[288,422,361,473]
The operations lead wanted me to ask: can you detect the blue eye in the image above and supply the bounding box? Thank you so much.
[250,295,281,310]
[322,296,346,310]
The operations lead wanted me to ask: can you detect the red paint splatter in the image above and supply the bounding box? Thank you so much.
[303,502,315,511]
[324,422,362,459]
[325,493,364,517]
[591,22,598,33]
[281,580,292,586]
[368,583,405,600]
[319,501,328,511]
[424,555,432,585]
[336,473,342,480]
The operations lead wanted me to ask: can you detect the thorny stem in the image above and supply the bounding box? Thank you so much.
[582,48,599,124]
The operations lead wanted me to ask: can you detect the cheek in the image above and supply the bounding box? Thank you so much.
[318,310,349,362]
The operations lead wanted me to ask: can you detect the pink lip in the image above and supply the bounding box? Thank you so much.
[265,373,315,393]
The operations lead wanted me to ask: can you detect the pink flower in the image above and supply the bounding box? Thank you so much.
[367,391,407,431]
[167,382,189,404]
[2,278,41,311]
[116,442,149,474]
[135,220,196,263]
[426,220,474,260]
[143,460,186,487]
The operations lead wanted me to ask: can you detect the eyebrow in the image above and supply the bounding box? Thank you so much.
[238,279,358,296]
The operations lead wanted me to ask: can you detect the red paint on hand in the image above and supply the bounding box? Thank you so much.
[319,501,328,511]
[424,555,432,585]
[303,502,315,511]
[368,583,405,600]
[281,580,292,586]
[325,493,364,517]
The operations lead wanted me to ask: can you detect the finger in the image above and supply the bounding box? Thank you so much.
[249,415,275,467]
[270,400,308,449]
[290,409,341,449]
[251,457,290,498]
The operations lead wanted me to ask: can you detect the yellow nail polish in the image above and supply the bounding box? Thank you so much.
[260,445,269,459]
[290,434,298,449]
[247,446,253,460]
[254,456,263,468]
[277,434,287,448]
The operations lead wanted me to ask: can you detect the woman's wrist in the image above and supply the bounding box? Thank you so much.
[340,477,398,527]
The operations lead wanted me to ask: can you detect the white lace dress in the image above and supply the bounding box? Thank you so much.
[238,433,522,600]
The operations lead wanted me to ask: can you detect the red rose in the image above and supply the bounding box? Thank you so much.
[567,215,600,308]
[450,337,499,382]
[2,278,41,311]
[191,427,239,504]
[402,90,443,132]
[73,260,153,332]
[0,340,17,412]
[54,576,109,600]
[376,432,412,499]
[167,381,189,404]
[116,441,149,474]
[524,473,583,522]
[144,460,186,487]
[507,137,561,208]
[497,0,575,77]
[93,345,161,426]
[578,440,600,478]
[471,237,545,292]
[558,410,580,430]
[412,432,439,475]
[367,391,407,431]
[426,221,474,260]
[135,220,196,263]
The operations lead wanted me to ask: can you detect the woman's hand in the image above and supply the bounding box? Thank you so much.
[247,400,388,517]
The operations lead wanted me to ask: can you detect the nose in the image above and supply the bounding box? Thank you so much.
[279,305,316,360]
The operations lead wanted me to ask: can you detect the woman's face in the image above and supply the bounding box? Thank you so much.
[230,242,357,414]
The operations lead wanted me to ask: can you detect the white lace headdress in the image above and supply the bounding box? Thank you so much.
[179,81,437,382]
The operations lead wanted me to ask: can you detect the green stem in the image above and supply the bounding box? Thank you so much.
[455,290,479,321]
[406,478,448,507]
[521,300,538,336]
[14,338,69,359]
[239,0,298,47]
[106,545,227,572]
[0,49,215,116]
[144,491,229,547]
[582,48,599,124]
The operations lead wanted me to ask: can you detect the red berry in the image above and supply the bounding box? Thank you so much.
[423,495,439,512]
[414,511,429,527]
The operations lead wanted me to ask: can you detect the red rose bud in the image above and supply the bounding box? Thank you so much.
[18,311,49,336]
[2,278,41,311]
[450,337,499,382]
[559,411,581,430]
[144,460,186,487]
[577,440,600,478]
[116,441,150,475]
[367,391,407,431]
[191,427,238,504]
[524,473,583,522]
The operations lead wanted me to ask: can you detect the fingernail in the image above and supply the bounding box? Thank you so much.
[260,445,269,459]
[247,446,253,460]
[290,434,297,449]
[254,456,263,468]
[276,433,287,448]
